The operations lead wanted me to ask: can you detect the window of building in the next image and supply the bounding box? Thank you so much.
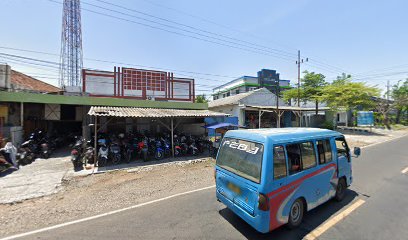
[273,146,287,179]
[300,142,317,169]
[223,94,226,98]
[236,89,240,94]
[226,92,230,97]
[317,140,332,164]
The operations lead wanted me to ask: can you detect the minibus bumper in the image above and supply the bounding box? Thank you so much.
[216,190,270,233]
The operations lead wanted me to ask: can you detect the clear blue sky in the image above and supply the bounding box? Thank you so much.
[1,0,407,96]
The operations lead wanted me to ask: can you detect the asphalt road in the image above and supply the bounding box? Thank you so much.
[9,135,408,240]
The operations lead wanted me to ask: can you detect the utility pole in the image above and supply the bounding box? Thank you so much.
[276,79,280,128]
[295,50,308,127]
[297,50,301,108]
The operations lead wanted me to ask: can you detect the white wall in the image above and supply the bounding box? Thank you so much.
[86,75,114,95]
[173,81,191,100]
[0,64,11,90]
[209,105,244,125]
[241,88,288,106]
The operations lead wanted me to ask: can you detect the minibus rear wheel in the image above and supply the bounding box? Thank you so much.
[335,178,346,202]
[287,198,304,229]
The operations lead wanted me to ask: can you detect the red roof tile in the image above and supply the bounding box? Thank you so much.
[11,70,60,93]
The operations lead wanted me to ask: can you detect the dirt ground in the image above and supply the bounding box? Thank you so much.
[0,159,216,238]
[342,129,408,149]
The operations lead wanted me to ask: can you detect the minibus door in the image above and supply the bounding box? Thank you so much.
[232,182,259,216]
[334,137,351,180]
[270,145,289,205]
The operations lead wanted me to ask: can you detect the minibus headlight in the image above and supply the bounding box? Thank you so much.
[258,193,269,211]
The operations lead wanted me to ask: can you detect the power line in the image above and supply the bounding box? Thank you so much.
[136,0,351,74]
[0,46,239,79]
[48,0,296,63]
[93,0,297,59]
[0,52,222,89]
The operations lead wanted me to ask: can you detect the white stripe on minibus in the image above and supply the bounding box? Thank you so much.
[303,199,365,240]
[0,185,216,240]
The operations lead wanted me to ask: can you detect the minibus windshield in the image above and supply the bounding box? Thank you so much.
[216,138,264,183]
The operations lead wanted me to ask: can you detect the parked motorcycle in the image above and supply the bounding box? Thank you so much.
[163,140,171,157]
[18,140,36,165]
[124,142,133,163]
[136,138,149,161]
[40,141,50,159]
[0,153,12,172]
[110,142,121,164]
[173,135,182,157]
[98,143,109,167]
[70,137,84,168]
[188,141,199,156]
[0,146,16,171]
[154,140,164,160]
[82,142,95,165]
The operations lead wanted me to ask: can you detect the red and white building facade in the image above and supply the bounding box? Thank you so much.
[82,67,195,102]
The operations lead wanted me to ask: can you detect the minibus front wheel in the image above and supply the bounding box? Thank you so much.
[287,198,305,229]
[335,178,346,202]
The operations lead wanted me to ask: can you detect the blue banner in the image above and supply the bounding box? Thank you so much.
[357,111,374,126]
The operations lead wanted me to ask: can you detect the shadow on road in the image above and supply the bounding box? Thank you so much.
[219,189,359,240]
[0,167,18,177]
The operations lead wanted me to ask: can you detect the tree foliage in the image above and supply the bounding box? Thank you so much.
[391,79,408,124]
[392,79,408,108]
[321,76,380,111]
[282,71,327,113]
[195,94,208,103]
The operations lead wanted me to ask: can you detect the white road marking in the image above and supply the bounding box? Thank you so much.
[401,167,408,174]
[303,199,366,240]
[0,185,216,240]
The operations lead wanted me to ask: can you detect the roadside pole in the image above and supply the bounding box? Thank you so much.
[296,50,308,127]
[171,118,174,158]
[94,116,97,166]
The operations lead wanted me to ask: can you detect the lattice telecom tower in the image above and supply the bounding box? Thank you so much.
[59,0,83,88]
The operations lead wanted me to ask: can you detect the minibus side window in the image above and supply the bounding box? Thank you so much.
[300,142,317,170]
[273,146,287,180]
[335,137,350,162]
[286,144,302,175]
[317,140,333,164]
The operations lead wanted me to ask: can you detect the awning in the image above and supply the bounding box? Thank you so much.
[87,106,229,118]
[246,105,330,111]
[202,122,243,129]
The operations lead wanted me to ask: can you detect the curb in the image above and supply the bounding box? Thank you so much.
[90,157,213,175]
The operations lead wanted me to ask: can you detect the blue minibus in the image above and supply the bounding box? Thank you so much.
[215,128,360,233]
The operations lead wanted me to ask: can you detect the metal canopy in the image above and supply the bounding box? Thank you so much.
[245,105,330,111]
[202,122,243,129]
[88,106,229,118]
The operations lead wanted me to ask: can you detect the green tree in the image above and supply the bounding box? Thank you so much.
[321,76,380,113]
[392,79,408,124]
[195,94,208,103]
[282,71,327,114]
[302,71,328,114]
[282,87,305,105]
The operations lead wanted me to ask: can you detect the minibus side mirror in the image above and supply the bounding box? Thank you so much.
[353,147,361,157]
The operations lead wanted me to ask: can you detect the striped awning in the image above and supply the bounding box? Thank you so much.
[88,106,229,118]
